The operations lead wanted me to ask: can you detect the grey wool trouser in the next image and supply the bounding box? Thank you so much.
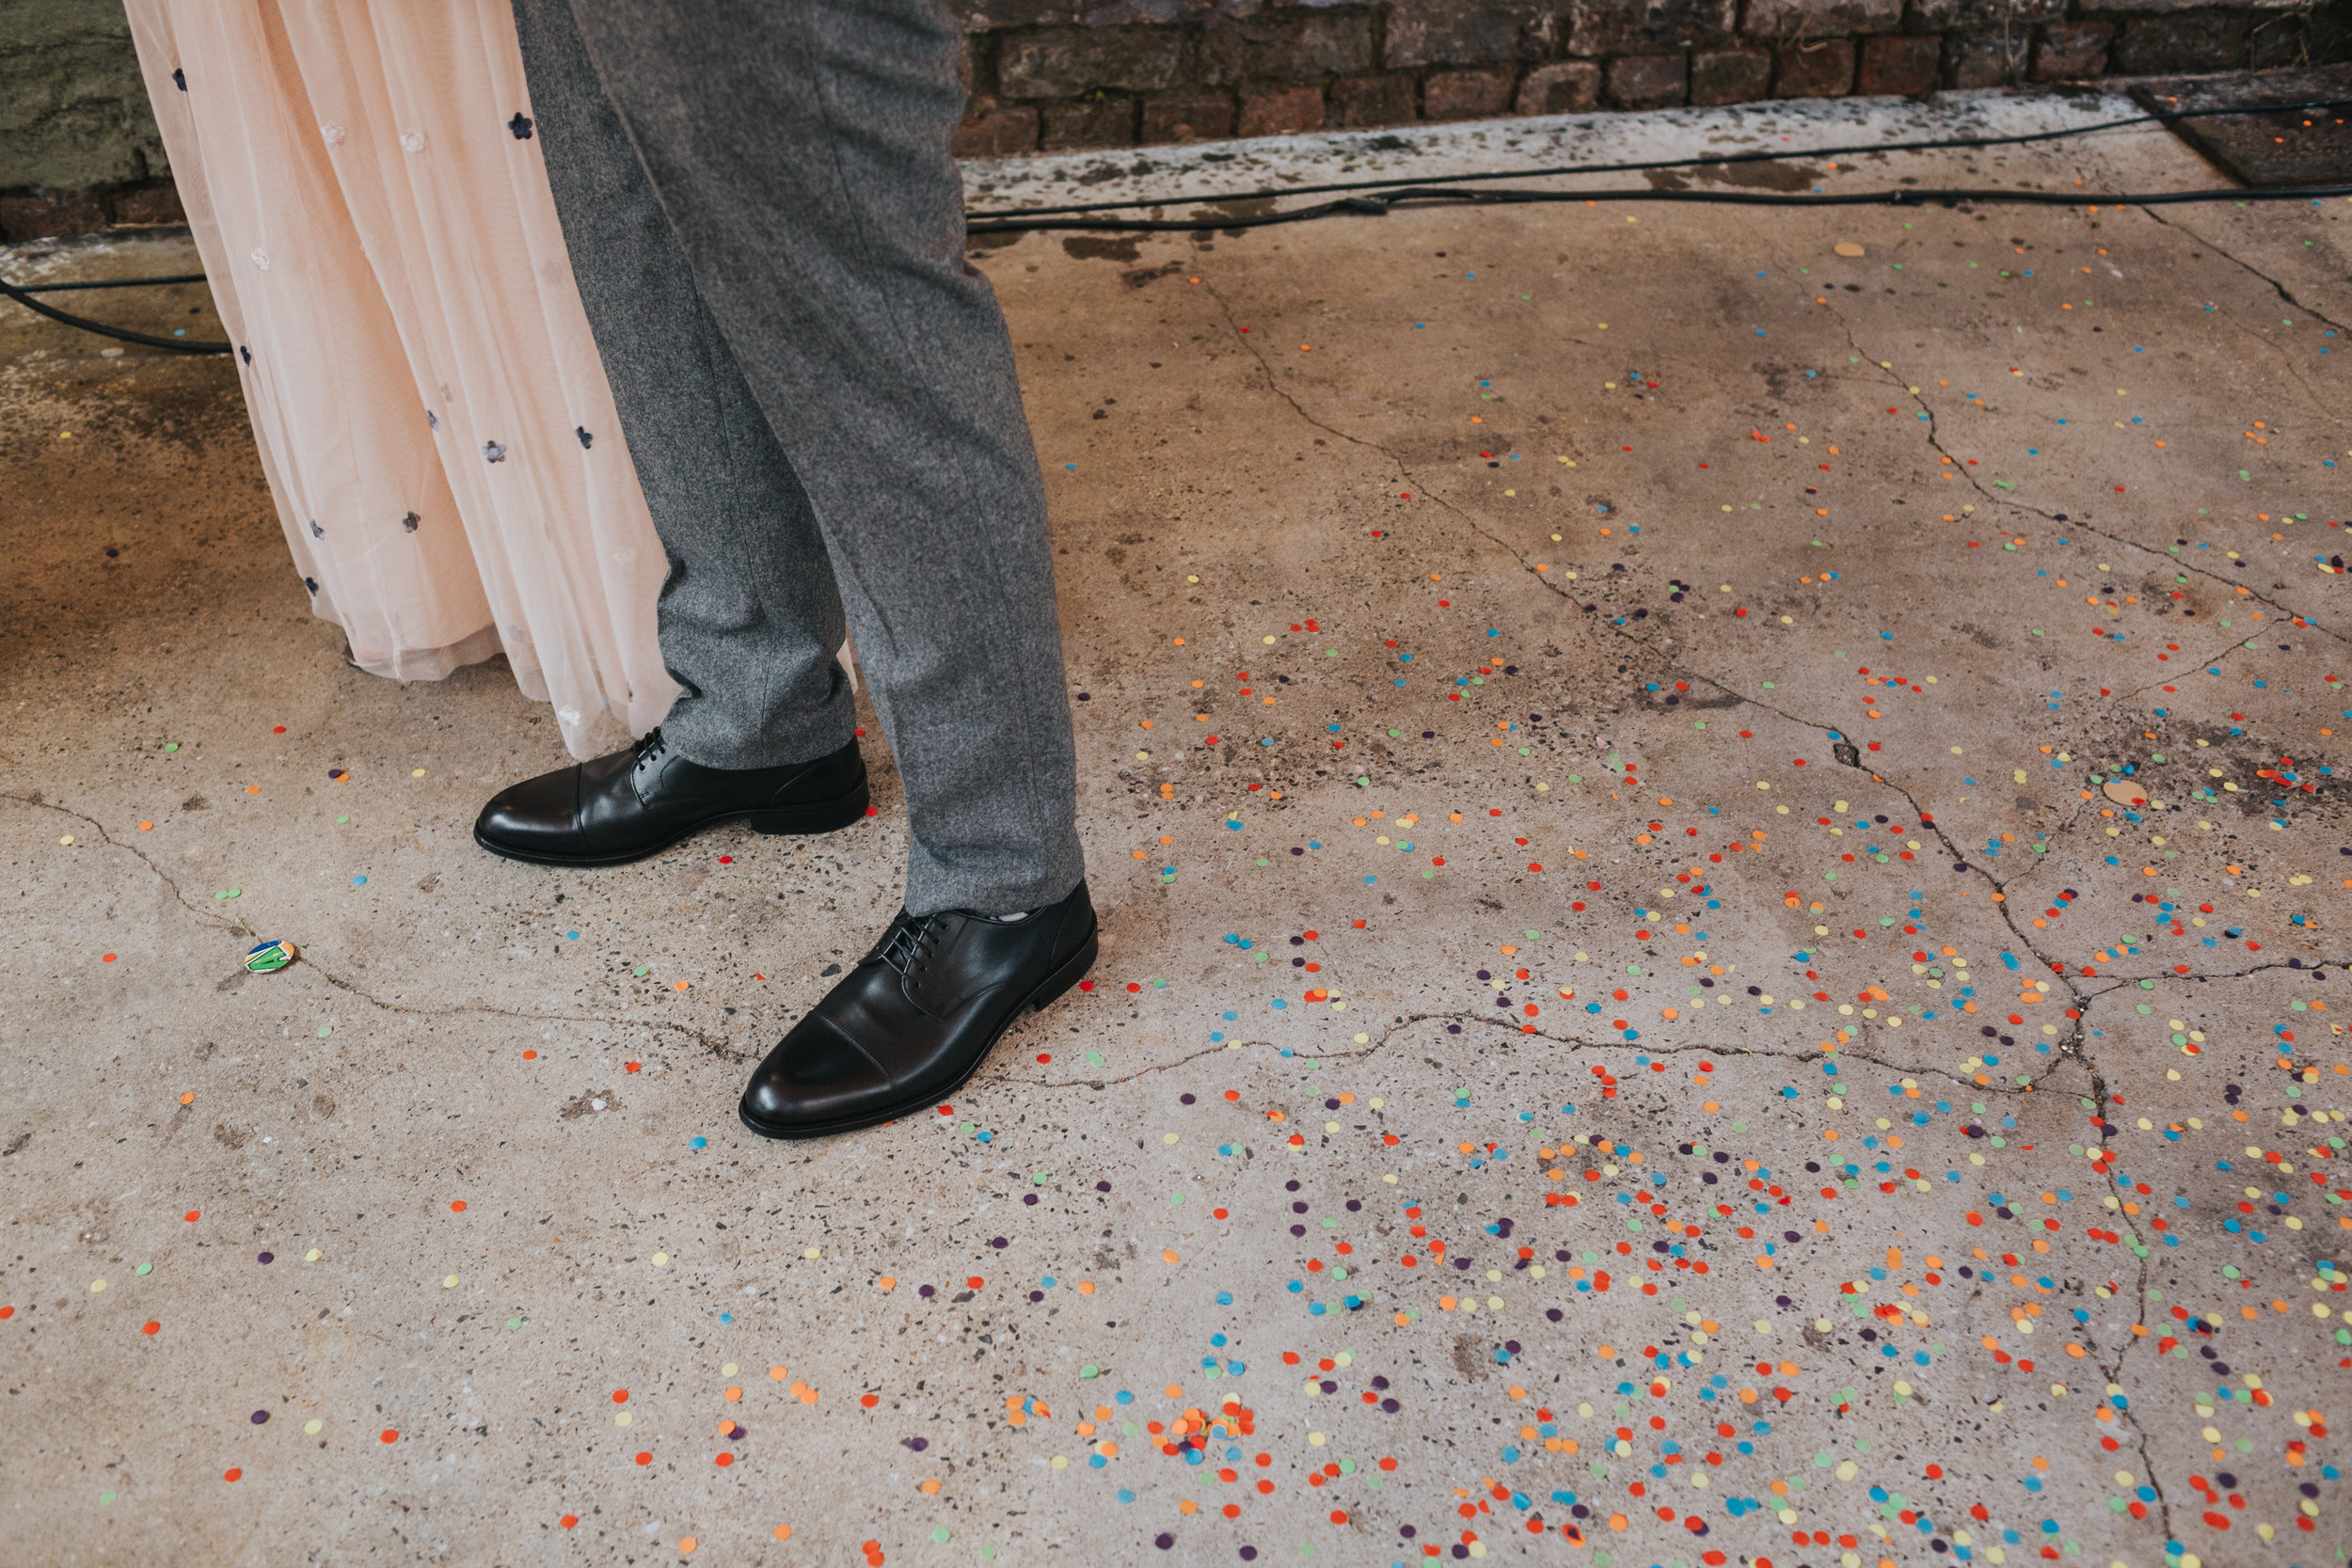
[510,0,1084,918]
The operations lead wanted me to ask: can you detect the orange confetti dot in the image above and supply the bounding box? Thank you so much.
[773,1526,793,1541]
[102,953,117,962]
[1163,1249,1181,1263]
[141,1321,160,1336]
[715,1452,734,1467]
[380,1430,399,1444]
[634,1451,652,1465]
[179,1094,195,1106]
[183,1209,200,1222]
[450,1201,467,1213]
[223,1468,242,1482]
[137,821,153,831]
[561,1515,580,1529]
[612,1389,629,1403]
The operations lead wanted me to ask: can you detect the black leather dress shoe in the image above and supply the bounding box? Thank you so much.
[472,728,867,867]
[739,881,1098,1139]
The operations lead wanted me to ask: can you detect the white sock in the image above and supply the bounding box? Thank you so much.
[996,910,1031,922]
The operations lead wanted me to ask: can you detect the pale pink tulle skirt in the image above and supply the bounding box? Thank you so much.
[123,0,678,759]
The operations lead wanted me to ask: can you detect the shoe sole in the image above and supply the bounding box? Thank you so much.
[471,779,871,868]
[736,926,1100,1143]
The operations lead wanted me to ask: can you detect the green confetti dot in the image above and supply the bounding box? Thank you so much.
[1080,1364,1100,1379]
[162,743,179,753]
[932,1528,952,1544]
[99,1490,119,1506]
[135,1262,152,1275]
[336,815,350,824]
[317,1025,333,1037]
[215,889,241,900]
[505,1317,523,1331]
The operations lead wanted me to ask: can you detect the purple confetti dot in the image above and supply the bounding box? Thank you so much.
[256,1252,274,1265]
[250,1410,269,1424]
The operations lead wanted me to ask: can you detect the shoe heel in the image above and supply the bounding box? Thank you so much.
[1025,930,1099,1015]
[749,779,870,836]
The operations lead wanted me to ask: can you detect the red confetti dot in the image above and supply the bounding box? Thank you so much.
[634,1451,652,1466]
[141,1321,160,1336]
[861,1392,881,1408]
[1077,979,1094,991]
[1126,982,1142,993]
[718,855,733,863]
[624,1061,642,1073]
[223,1468,242,1482]
[561,1515,580,1529]
[102,953,117,963]
[715,1452,734,1467]
[272,725,287,734]
[523,1049,538,1059]
[967,1275,985,1289]
[380,1430,399,1444]
[450,1201,467,1213]
[612,1389,629,1403]
[184,1211,200,1223]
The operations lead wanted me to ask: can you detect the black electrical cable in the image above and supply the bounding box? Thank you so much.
[964,94,2352,221]
[0,274,230,354]
[9,94,2350,349]
[967,180,2352,235]
[9,273,210,293]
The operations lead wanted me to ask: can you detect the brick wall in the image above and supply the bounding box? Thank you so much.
[947,0,2350,156]
[0,0,181,241]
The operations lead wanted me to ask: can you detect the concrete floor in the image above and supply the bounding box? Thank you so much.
[3,88,2347,1568]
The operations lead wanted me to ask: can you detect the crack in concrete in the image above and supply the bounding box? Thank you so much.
[1200,284,2125,1084]
[1007,1000,2081,1101]
[5,792,746,1062]
[2138,203,2352,336]
[1814,291,2349,648]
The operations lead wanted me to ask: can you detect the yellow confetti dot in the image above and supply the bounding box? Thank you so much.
[652,1252,670,1266]
[411,768,426,778]
[305,1249,322,1262]
[442,1275,460,1288]
[304,1419,324,1434]
[803,1246,821,1259]
[89,1279,105,1292]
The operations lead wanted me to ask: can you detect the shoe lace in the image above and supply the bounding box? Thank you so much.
[875,910,942,976]
[633,726,668,763]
